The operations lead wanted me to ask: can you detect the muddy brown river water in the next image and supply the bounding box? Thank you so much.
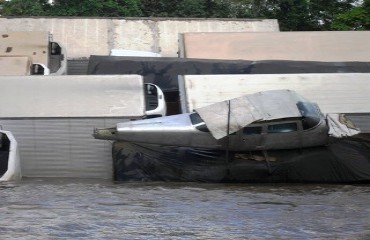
[0,178,369,239]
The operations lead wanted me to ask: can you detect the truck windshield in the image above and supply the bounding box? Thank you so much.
[297,102,321,130]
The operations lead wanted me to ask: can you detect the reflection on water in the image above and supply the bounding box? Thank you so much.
[1,178,369,239]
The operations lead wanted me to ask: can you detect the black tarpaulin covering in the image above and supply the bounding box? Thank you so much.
[112,135,370,183]
[87,56,254,91]
[87,56,370,92]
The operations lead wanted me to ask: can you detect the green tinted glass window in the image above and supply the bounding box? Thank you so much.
[267,123,297,133]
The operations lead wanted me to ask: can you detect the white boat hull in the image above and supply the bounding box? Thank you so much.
[0,130,21,181]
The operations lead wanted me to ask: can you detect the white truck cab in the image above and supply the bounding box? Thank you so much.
[145,83,167,117]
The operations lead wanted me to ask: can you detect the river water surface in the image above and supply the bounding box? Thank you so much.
[0,178,369,239]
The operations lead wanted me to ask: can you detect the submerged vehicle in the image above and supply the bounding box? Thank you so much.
[0,129,21,181]
[94,90,359,151]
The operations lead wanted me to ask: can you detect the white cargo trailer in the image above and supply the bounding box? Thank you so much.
[178,31,370,61]
[0,75,165,179]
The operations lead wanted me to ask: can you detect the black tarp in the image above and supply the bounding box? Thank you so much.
[87,56,370,92]
[112,134,370,183]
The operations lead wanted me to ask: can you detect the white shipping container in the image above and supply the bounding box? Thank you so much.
[0,75,149,179]
[179,73,370,114]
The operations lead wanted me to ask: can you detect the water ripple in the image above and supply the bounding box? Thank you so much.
[0,179,369,239]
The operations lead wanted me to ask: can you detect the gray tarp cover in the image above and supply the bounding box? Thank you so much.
[195,90,302,139]
[327,113,361,138]
[112,135,370,183]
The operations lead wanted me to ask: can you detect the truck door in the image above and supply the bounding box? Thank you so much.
[241,125,264,151]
